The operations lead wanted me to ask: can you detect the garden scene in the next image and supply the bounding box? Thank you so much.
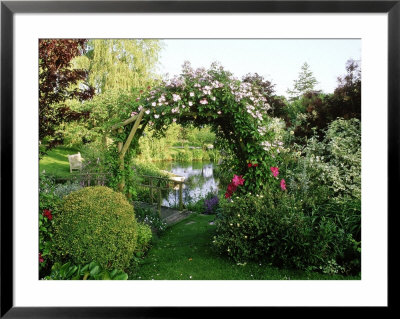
[39,39,361,280]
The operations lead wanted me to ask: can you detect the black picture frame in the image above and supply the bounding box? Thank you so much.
[1,0,395,317]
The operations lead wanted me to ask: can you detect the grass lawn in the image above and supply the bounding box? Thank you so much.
[129,213,361,280]
[39,146,80,178]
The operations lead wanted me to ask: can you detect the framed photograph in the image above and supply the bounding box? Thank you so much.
[1,0,395,316]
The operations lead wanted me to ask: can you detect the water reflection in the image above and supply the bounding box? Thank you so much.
[153,161,219,207]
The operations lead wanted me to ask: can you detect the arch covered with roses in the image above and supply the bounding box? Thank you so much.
[109,62,287,194]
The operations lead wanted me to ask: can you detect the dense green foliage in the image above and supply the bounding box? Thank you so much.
[53,186,138,270]
[213,190,360,275]
[213,118,361,275]
[39,174,61,275]
[288,118,361,200]
[135,223,153,255]
[44,261,129,280]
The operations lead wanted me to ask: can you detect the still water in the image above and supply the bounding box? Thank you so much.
[153,161,219,207]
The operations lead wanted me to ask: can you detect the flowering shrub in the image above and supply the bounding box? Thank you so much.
[225,174,244,198]
[39,174,61,274]
[287,118,361,200]
[213,192,360,273]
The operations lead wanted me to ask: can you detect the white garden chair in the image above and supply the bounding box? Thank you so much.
[68,152,84,173]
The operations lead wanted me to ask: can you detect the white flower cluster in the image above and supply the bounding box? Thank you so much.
[260,139,285,154]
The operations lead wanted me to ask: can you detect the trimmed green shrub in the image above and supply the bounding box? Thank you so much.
[53,186,138,270]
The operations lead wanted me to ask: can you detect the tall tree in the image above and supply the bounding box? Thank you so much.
[74,39,162,94]
[39,39,94,150]
[287,62,319,100]
[63,39,162,147]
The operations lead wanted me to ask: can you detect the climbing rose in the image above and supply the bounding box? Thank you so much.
[232,175,244,186]
[39,253,44,263]
[225,175,244,198]
[43,209,52,220]
[280,179,286,191]
[270,166,279,177]
[248,163,252,168]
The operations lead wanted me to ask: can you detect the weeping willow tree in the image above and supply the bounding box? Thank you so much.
[73,39,163,94]
[62,39,163,148]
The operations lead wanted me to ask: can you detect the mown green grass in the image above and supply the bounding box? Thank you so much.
[129,213,361,280]
[39,146,80,178]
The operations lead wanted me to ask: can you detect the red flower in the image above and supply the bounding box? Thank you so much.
[270,166,279,177]
[43,209,53,220]
[39,253,44,263]
[147,86,151,90]
[280,179,287,191]
[248,163,258,167]
[232,175,244,186]
[225,175,244,198]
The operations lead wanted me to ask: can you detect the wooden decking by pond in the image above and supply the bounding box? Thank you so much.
[133,201,193,225]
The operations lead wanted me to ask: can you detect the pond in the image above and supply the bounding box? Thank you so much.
[153,161,220,207]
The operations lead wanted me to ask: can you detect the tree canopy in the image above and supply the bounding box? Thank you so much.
[74,39,162,94]
[39,39,94,150]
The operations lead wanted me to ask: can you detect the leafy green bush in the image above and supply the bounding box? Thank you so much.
[135,222,153,255]
[213,191,360,274]
[44,261,128,280]
[288,118,361,200]
[53,180,83,198]
[53,186,138,270]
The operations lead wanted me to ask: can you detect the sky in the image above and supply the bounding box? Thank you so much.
[156,39,361,97]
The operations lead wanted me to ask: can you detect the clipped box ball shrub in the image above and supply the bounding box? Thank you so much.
[53,186,138,270]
